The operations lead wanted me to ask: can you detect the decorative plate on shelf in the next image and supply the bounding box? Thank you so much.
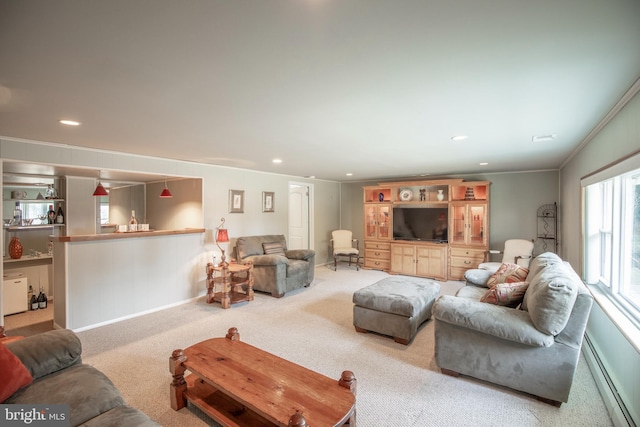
[399,188,413,201]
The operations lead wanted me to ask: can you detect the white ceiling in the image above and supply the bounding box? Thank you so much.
[1,1,639,182]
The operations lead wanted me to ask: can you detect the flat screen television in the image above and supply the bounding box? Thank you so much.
[393,206,448,242]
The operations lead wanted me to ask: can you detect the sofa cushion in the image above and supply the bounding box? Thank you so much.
[486,263,529,288]
[522,261,579,335]
[0,343,33,402]
[6,329,82,380]
[480,281,529,308]
[464,268,494,287]
[524,252,562,285]
[262,242,285,256]
[5,364,125,426]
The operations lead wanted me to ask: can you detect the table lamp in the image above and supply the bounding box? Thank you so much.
[215,217,230,266]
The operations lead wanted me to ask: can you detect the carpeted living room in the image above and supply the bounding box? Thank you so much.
[1,1,640,426]
[3,266,613,426]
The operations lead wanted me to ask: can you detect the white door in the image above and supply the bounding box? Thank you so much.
[288,183,311,250]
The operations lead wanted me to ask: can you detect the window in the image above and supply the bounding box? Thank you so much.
[583,157,640,326]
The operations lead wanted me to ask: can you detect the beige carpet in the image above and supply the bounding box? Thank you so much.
[75,266,612,427]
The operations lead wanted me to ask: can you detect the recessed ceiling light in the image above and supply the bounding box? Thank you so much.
[451,135,468,141]
[272,159,282,164]
[346,173,353,176]
[59,119,80,126]
[532,134,557,142]
[305,175,315,179]
[479,162,488,166]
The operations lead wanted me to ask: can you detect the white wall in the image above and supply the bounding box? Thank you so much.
[0,137,341,329]
[560,88,640,425]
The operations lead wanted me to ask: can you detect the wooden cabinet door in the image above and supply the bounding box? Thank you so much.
[391,244,415,275]
[416,246,445,279]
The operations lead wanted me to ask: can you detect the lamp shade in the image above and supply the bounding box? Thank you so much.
[216,228,229,243]
[159,187,173,198]
[93,182,108,196]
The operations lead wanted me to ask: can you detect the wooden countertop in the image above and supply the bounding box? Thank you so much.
[52,228,205,242]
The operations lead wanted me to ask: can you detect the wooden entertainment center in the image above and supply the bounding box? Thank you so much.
[363,179,490,281]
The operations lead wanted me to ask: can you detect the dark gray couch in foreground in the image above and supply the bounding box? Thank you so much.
[235,234,315,297]
[6,329,158,426]
[432,252,593,405]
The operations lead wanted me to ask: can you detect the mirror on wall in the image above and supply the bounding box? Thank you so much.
[97,183,146,233]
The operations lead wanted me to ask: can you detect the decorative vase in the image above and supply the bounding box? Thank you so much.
[378,192,384,202]
[437,189,444,201]
[9,236,23,259]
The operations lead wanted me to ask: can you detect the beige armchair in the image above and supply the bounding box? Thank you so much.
[479,238,534,272]
[331,230,360,271]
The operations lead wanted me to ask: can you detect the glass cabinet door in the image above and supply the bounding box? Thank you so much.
[377,205,390,239]
[364,204,390,240]
[365,205,378,239]
[468,203,486,246]
[450,203,466,244]
[450,202,486,246]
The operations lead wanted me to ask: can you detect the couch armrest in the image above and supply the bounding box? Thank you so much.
[6,329,82,380]
[243,254,289,266]
[433,295,554,347]
[285,249,315,261]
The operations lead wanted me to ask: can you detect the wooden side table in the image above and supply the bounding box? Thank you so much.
[205,262,254,309]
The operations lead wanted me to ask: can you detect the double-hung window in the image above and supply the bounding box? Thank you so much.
[582,154,640,327]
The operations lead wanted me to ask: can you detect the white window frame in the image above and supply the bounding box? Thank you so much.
[582,152,640,330]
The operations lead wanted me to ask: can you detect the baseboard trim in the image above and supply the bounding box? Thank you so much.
[582,334,636,427]
[71,295,202,333]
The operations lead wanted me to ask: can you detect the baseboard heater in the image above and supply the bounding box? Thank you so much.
[582,334,636,427]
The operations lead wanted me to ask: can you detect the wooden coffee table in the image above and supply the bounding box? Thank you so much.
[170,327,357,426]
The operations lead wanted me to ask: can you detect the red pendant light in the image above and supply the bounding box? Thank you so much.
[93,171,108,196]
[160,180,173,198]
[93,182,108,196]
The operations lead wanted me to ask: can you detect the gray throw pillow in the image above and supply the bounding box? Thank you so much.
[262,242,285,256]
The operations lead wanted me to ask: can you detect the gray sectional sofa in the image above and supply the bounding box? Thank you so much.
[235,234,315,297]
[5,329,158,426]
[432,252,593,405]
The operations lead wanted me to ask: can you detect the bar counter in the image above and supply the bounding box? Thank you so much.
[52,227,206,330]
[52,228,205,242]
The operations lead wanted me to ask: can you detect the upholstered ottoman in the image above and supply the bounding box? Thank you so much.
[352,276,441,344]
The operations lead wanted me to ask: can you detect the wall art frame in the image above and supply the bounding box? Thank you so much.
[263,191,275,213]
[229,189,244,213]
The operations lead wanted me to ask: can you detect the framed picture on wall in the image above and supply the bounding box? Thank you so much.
[263,191,275,213]
[229,190,244,213]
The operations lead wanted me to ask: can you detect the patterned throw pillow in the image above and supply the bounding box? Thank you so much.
[480,281,530,308]
[0,343,33,402]
[486,263,529,288]
[262,242,285,256]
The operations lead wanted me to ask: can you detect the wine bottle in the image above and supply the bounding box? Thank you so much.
[30,293,39,311]
[48,204,56,224]
[56,203,64,224]
[129,210,138,232]
[37,286,47,309]
[13,202,22,226]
